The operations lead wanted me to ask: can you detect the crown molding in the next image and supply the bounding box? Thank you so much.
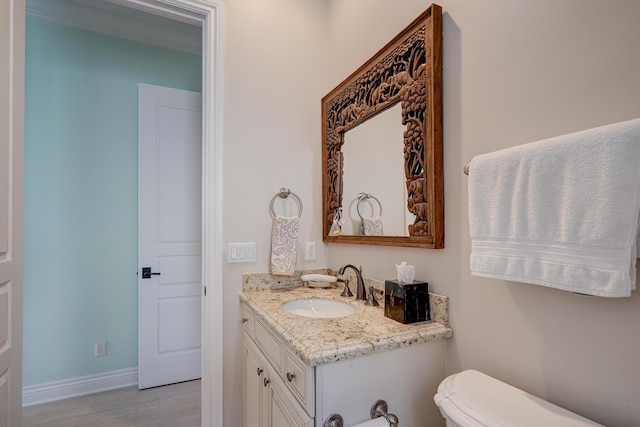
[26,0,202,56]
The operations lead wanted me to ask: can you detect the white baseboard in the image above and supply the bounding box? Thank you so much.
[23,367,138,407]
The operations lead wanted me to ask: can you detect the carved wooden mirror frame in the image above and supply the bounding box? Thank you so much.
[322,4,443,248]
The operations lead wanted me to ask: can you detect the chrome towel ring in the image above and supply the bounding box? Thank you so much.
[356,192,382,219]
[270,188,303,217]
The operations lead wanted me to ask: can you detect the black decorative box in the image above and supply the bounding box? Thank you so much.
[384,280,430,324]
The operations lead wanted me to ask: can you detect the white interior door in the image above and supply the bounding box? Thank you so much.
[0,0,24,424]
[138,83,202,389]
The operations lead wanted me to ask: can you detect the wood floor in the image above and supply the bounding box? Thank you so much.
[22,380,201,427]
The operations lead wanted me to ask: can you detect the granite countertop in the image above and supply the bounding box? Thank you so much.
[240,285,453,367]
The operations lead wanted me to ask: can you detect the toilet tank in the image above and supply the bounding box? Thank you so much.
[434,370,604,427]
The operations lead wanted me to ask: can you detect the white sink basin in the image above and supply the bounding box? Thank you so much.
[283,298,357,318]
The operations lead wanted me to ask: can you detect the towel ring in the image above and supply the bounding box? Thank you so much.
[270,187,303,217]
[356,192,382,219]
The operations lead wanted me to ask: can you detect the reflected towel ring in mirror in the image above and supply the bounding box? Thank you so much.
[270,188,304,217]
[356,192,383,219]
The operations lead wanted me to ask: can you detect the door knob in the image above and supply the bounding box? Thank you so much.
[263,378,270,387]
[141,267,161,279]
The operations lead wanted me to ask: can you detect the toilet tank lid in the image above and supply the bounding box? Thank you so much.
[433,370,604,427]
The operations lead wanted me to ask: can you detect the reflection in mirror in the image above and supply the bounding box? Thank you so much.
[341,104,413,236]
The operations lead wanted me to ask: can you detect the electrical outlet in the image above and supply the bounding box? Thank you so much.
[305,242,316,261]
[95,340,107,357]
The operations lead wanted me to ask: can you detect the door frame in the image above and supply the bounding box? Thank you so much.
[108,1,224,425]
[3,0,25,424]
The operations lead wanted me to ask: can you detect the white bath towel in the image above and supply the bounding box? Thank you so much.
[468,118,640,297]
[270,215,300,276]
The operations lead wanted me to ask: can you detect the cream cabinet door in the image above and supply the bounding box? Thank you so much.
[243,337,313,427]
[243,342,265,427]
[264,375,313,427]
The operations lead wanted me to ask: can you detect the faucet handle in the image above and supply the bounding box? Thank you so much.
[339,278,353,297]
[364,286,379,307]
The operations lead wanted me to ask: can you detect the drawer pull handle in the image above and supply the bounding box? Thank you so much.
[263,378,270,387]
[242,318,248,323]
[286,372,296,382]
[256,367,263,376]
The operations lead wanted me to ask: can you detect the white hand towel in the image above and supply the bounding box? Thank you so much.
[469,118,640,297]
[270,215,299,276]
[362,216,384,236]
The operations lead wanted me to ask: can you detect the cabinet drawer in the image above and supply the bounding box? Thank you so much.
[284,348,315,416]
[254,317,283,374]
[241,304,254,337]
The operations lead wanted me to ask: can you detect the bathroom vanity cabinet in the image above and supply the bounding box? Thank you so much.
[241,291,451,427]
[244,337,313,427]
[243,307,313,427]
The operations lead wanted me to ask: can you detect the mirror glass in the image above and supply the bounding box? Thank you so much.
[322,5,443,248]
[340,104,413,236]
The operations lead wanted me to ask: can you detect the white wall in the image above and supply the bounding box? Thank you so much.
[221,0,328,424]
[326,1,640,426]
[220,1,640,425]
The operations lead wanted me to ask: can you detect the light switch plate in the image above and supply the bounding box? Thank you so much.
[228,243,257,263]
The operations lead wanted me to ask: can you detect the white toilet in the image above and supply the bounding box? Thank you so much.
[434,370,604,427]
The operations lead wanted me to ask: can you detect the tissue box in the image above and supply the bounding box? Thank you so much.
[384,280,430,324]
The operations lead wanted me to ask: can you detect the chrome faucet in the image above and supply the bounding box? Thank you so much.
[337,264,366,301]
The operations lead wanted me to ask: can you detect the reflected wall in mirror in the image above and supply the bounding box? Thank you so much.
[341,104,412,236]
[322,4,443,248]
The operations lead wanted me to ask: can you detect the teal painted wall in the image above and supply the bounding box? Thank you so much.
[24,18,201,386]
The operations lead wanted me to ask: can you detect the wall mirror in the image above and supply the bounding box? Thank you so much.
[322,4,443,248]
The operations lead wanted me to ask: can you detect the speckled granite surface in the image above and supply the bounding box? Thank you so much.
[242,268,333,290]
[240,279,453,367]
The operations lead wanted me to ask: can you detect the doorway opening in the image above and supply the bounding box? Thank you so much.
[22,0,223,425]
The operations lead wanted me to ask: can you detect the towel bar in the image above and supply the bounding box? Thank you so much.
[322,399,399,427]
[269,187,303,217]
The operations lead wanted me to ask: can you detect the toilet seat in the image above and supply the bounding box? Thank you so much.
[434,370,603,427]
